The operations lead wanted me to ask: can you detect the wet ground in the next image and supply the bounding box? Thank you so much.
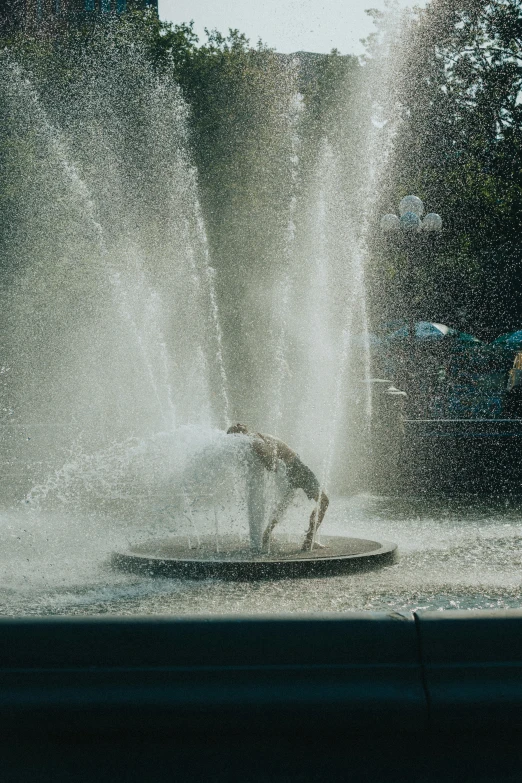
[2,492,522,617]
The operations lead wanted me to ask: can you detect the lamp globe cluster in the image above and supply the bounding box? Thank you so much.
[380,196,442,233]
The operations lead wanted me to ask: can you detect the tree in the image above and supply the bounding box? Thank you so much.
[371,0,522,338]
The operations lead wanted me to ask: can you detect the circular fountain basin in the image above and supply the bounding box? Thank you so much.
[112,535,398,580]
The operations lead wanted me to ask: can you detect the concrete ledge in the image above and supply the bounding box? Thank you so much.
[416,609,522,731]
[0,614,422,734]
[2,611,522,739]
[4,611,522,781]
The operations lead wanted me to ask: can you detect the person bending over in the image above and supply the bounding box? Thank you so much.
[226,423,329,551]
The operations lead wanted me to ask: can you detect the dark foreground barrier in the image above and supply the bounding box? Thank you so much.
[2,610,522,782]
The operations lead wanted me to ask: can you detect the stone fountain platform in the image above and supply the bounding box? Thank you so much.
[112,535,398,580]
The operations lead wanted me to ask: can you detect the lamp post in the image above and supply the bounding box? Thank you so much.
[380,195,443,394]
[381,195,442,335]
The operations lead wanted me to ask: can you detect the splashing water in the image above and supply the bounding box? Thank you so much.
[7,63,178,429]
[1,48,229,474]
[268,87,304,436]
[2,18,488,618]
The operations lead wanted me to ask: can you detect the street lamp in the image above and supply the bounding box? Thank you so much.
[380,194,443,338]
[380,195,443,395]
[381,195,442,237]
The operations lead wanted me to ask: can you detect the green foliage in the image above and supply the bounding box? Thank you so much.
[11,3,520,343]
[373,0,522,337]
[0,12,361,413]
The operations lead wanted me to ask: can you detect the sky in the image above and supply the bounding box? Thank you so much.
[158,0,425,56]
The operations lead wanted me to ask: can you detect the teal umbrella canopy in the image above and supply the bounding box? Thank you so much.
[493,330,522,351]
[385,321,481,343]
[375,322,513,382]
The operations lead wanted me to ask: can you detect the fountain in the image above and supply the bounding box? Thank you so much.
[5,24,522,783]
[0,22,401,600]
[109,430,397,579]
